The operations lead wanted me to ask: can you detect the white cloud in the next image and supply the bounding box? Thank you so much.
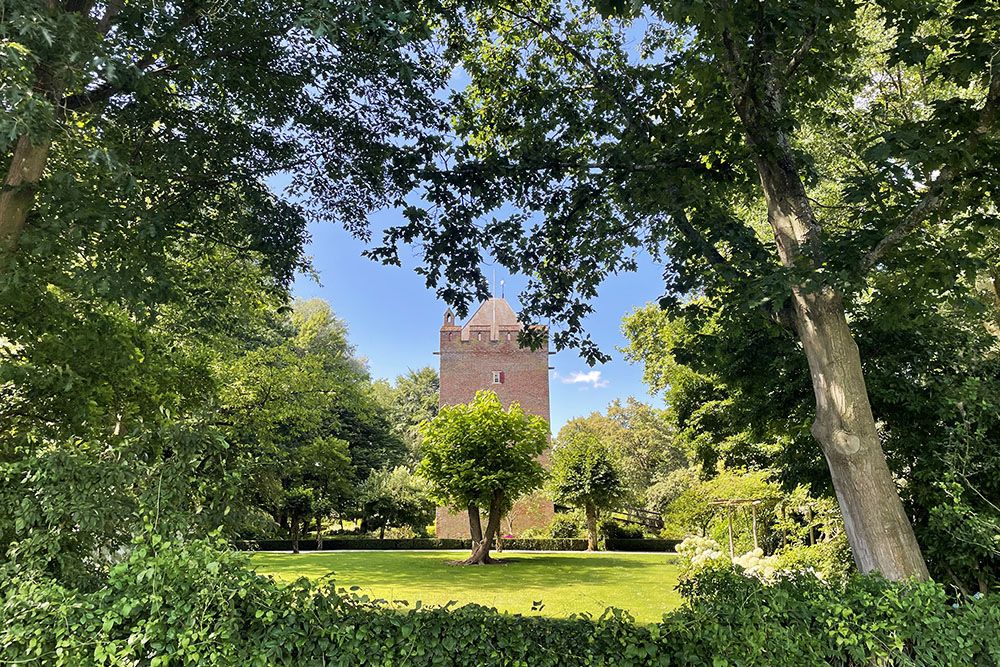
[559,370,609,389]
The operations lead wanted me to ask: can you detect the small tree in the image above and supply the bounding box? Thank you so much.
[418,390,548,564]
[281,487,314,554]
[298,435,355,542]
[548,432,625,550]
[359,466,435,539]
[312,496,333,550]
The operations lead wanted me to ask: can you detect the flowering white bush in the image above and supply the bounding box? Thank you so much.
[732,548,780,581]
[676,536,727,570]
[677,536,824,582]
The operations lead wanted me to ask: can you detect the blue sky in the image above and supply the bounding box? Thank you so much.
[290,208,668,433]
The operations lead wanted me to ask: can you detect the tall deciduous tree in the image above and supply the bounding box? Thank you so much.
[359,0,999,579]
[559,399,688,506]
[281,486,314,554]
[0,0,444,260]
[623,272,1000,590]
[359,466,435,539]
[219,299,403,537]
[548,431,625,550]
[372,367,440,464]
[417,390,547,564]
[1,0,444,586]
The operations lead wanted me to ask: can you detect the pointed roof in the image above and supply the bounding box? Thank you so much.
[461,298,520,340]
[464,298,519,328]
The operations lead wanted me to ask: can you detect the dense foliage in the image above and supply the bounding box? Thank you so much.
[2,537,998,666]
[224,299,405,540]
[1,0,445,586]
[358,466,435,539]
[557,399,689,508]
[371,367,440,465]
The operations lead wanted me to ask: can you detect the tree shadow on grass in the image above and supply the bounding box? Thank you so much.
[257,552,672,590]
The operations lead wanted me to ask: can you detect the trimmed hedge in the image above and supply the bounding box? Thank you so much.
[236,538,471,551]
[498,538,588,551]
[605,538,680,552]
[3,537,999,666]
[237,537,676,552]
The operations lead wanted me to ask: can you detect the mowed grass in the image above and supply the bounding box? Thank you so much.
[251,550,683,624]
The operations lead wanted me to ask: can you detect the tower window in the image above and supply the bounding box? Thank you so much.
[492,371,504,384]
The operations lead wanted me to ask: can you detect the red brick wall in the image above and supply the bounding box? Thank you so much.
[438,326,550,419]
[434,317,555,539]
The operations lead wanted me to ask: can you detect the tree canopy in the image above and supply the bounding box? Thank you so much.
[548,431,626,550]
[372,367,441,464]
[0,0,446,585]
[557,399,688,507]
[418,390,548,564]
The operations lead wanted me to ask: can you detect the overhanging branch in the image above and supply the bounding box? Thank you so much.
[861,59,999,272]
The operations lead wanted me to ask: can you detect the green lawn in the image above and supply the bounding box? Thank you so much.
[251,550,683,624]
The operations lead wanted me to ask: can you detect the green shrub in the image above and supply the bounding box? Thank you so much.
[673,567,1000,666]
[236,537,596,551]
[768,532,853,581]
[237,537,470,550]
[546,512,585,538]
[605,538,679,553]
[598,519,646,540]
[2,536,998,666]
[516,526,547,539]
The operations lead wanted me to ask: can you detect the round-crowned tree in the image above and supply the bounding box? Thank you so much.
[549,432,625,550]
[417,390,548,564]
[281,486,314,555]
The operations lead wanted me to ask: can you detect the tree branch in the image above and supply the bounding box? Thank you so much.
[496,4,656,139]
[861,56,1000,272]
[784,17,819,79]
[670,206,729,268]
[60,0,204,111]
[62,63,181,110]
[96,0,125,35]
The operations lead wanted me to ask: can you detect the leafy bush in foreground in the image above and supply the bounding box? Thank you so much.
[1,537,998,666]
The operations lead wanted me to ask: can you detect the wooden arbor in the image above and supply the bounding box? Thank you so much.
[708,497,779,557]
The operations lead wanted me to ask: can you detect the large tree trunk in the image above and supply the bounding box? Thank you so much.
[0,136,51,251]
[792,288,928,579]
[462,493,502,565]
[467,501,484,544]
[585,503,599,551]
[733,81,929,580]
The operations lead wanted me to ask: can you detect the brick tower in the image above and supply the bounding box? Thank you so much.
[435,298,555,539]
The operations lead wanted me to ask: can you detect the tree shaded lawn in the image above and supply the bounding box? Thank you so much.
[252,551,683,624]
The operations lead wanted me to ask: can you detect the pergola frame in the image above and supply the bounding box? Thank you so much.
[708,497,781,557]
